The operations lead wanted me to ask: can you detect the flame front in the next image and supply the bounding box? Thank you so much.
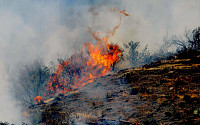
[44,35,121,96]
[34,8,128,102]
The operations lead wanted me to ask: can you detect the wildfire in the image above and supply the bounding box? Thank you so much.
[34,8,129,104]
[34,96,43,104]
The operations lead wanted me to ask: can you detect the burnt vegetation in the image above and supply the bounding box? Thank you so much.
[11,27,200,124]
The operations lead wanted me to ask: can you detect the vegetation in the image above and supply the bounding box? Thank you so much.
[13,59,51,107]
[172,27,200,59]
[124,41,152,67]
[124,27,200,67]
[14,27,200,107]
[11,27,200,124]
[173,27,200,51]
[32,51,200,124]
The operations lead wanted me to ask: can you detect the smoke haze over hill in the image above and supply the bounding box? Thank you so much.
[0,0,200,123]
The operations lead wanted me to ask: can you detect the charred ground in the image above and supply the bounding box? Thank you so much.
[23,49,200,125]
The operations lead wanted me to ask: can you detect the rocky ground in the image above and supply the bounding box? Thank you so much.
[26,50,200,125]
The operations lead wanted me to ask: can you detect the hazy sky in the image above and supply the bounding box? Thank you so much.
[0,0,200,123]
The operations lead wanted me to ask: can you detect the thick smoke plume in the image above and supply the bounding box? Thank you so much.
[0,0,200,123]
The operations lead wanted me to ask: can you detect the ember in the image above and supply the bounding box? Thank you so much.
[34,96,43,104]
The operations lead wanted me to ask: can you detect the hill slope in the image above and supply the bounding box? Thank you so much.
[28,52,200,125]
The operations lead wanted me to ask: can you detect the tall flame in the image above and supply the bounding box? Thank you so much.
[34,8,129,103]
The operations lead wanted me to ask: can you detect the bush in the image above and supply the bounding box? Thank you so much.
[173,27,200,52]
[13,59,50,107]
[124,41,152,67]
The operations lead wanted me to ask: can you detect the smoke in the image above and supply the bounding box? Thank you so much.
[0,62,23,124]
[0,0,200,124]
[111,0,200,50]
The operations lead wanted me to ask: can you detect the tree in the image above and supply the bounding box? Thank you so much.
[124,41,152,67]
[124,41,140,66]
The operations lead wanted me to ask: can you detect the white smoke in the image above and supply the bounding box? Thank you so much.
[111,0,200,50]
[0,62,23,124]
[0,0,200,124]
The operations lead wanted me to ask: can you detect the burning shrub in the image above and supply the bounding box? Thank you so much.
[13,8,128,124]
[44,38,122,98]
[36,8,128,101]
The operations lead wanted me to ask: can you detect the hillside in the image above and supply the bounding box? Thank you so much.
[27,50,200,125]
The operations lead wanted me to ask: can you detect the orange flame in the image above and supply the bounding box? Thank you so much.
[110,8,129,36]
[44,36,121,96]
[34,96,43,104]
[34,8,128,101]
